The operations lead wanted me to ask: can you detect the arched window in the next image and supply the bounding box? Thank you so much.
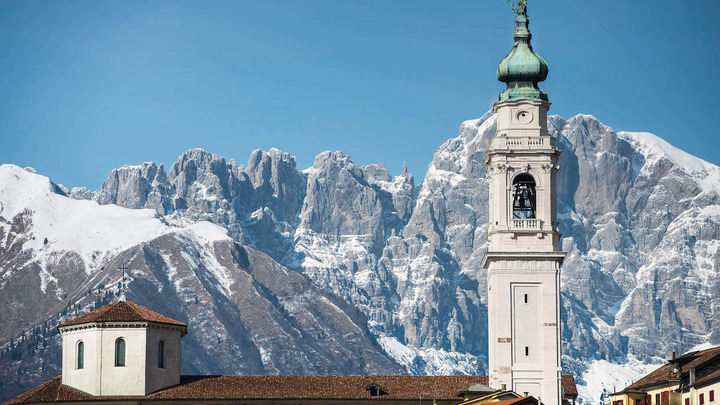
[158,340,165,368]
[76,341,84,369]
[512,174,536,219]
[115,338,126,367]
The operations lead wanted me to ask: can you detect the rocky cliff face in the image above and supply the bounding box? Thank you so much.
[2,112,719,404]
[0,165,402,401]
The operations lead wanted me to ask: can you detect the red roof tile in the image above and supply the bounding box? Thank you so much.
[57,301,187,329]
[562,374,578,397]
[692,367,720,387]
[4,375,490,405]
[626,346,720,390]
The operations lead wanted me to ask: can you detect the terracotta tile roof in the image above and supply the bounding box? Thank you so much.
[691,367,720,388]
[610,388,646,396]
[57,301,187,329]
[3,376,94,405]
[4,375,491,404]
[562,374,578,397]
[626,346,720,390]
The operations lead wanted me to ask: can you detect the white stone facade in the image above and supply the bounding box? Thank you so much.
[59,322,183,396]
[483,99,565,405]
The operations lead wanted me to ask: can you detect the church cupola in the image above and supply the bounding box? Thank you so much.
[57,300,187,396]
[496,0,549,103]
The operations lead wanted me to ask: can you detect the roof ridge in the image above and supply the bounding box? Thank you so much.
[58,300,186,329]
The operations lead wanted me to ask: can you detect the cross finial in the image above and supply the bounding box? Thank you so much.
[119,263,129,301]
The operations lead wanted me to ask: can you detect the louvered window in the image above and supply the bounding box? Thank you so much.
[701,394,705,405]
[77,341,84,369]
[711,391,715,403]
[115,338,126,367]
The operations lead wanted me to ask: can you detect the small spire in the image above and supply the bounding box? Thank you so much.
[402,161,408,175]
[496,0,549,104]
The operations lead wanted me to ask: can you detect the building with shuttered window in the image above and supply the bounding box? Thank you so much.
[611,346,720,405]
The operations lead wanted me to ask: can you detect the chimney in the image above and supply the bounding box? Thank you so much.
[665,351,676,362]
[690,366,696,385]
[666,351,679,374]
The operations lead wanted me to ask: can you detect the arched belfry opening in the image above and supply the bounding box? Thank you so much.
[511,174,536,219]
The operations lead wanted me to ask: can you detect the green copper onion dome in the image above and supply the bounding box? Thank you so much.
[496,0,549,103]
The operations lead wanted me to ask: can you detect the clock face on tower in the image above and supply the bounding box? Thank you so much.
[516,110,533,124]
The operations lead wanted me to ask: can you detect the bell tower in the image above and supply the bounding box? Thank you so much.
[481,1,565,404]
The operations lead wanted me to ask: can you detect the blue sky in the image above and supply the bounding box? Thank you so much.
[1,0,718,189]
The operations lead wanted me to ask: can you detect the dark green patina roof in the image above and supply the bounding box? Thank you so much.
[496,0,549,104]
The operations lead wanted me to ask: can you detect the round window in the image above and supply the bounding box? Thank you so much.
[516,110,533,124]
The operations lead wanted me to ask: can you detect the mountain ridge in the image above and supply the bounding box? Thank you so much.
[1,112,719,404]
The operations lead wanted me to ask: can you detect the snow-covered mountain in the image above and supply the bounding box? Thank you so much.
[1,112,719,404]
[0,164,402,400]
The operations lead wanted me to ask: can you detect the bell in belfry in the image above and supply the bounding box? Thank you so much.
[512,174,536,219]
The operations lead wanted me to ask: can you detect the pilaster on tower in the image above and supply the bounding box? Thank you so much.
[482,1,565,404]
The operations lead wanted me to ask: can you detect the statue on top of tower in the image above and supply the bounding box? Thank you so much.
[505,0,527,16]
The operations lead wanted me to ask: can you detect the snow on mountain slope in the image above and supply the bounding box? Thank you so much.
[0,164,169,260]
[618,131,720,194]
[3,113,720,404]
[0,164,402,402]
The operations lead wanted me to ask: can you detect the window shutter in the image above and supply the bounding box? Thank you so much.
[711,391,715,402]
[701,394,706,405]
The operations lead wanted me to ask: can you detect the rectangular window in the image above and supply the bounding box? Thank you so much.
[686,398,690,405]
[656,394,661,405]
[700,394,705,405]
[525,346,529,356]
[524,294,528,304]
[711,391,715,403]
[663,391,670,405]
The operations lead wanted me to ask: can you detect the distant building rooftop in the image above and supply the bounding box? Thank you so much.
[5,375,491,404]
